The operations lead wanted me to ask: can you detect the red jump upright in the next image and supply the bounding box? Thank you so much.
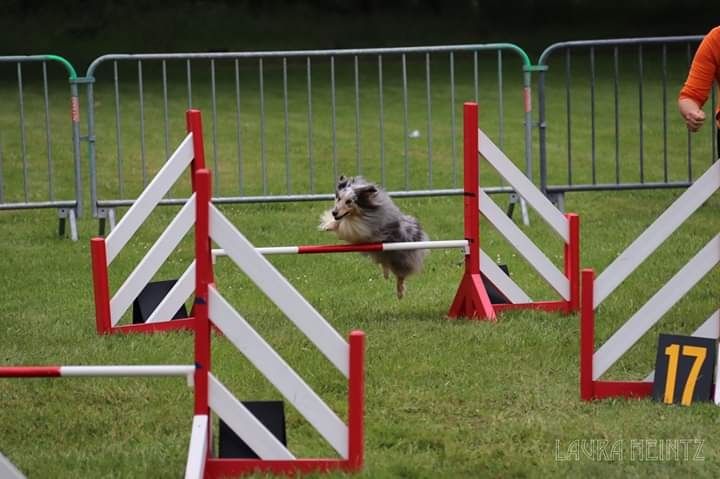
[448,102,496,321]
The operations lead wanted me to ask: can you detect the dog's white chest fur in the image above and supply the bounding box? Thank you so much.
[336,216,375,243]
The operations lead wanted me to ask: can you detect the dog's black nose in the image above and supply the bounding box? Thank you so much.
[331,209,339,218]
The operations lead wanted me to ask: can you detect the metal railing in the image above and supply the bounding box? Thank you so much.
[4,36,717,239]
[536,36,715,207]
[0,55,81,240]
[83,44,535,230]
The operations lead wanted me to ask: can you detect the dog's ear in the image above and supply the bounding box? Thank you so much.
[336,175,348,191]
[355,184,377,196]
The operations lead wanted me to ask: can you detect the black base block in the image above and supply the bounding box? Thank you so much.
[219,401,287,458]
[481,264,510,304]
[132,279,189,324]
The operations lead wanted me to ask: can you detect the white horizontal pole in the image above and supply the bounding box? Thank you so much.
[593,234,720,380]
[211,239,468,259]
[478,129,569,242]
[106,133,194,264]
[59,365,195,377]
[594,160,720,308]
[381,240,468,251]
[253,246,299,255]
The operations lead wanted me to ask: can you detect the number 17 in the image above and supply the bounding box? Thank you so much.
[663,344,707,406]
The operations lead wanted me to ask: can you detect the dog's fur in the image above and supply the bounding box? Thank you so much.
[319,175,429,298]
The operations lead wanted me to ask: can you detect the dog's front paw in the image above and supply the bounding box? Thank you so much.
[318,210,338,231]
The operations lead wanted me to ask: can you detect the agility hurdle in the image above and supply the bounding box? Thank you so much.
[2,166,365,476]
[90,110,207,334]
[580,160,720,400]
[448,102,580,320]
[214,102,580,322]
[77,109,363,474]
[190,168,364,476]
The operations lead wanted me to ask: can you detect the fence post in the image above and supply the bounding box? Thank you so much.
[536,66,549,198]
[85,78,98,221]
[69,80,83,218]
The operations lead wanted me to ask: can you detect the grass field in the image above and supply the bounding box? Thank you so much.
[1,20,720,478]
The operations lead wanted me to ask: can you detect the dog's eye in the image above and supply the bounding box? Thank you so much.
[345,199,352,205]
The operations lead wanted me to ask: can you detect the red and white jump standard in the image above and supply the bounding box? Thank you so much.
[448,102,581,321]
[90,110,208,335]
[0,169,365,478]
[189,168,365,477]
[580,160,719,400]
[3,110,366,476]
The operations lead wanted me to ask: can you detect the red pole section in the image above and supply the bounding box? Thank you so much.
[565,213,581,312]
[187,108,213,288]
[447,102,494,321]
[186,109,206,189]
[347,330,365,471]
[90,237,112,334]
[463,102,480,275]
[0,366,61,377]
[194,168,212,416]
[580,269,595,401]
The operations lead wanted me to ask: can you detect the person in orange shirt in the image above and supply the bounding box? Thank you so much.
[678,26,720,142]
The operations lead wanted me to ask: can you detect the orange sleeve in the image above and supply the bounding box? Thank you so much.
[679,26,720,108]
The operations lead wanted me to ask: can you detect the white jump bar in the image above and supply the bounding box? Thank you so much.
[59,365,196,377]
[212,240,469,259]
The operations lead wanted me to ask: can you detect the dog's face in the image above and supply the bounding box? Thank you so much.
[331,176,378,220]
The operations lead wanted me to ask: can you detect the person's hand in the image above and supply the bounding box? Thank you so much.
[678,98,706,132]
[684,108,706,132]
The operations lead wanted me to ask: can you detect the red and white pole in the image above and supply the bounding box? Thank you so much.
[0,365,195,378]
[211,240,469,259]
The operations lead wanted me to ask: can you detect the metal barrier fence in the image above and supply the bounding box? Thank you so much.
[537,36,716,208]
[0,55,82,240]
[83,44,535,231]
[2,36,716,239]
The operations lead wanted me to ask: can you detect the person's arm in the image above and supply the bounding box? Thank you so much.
[678,27,719,132]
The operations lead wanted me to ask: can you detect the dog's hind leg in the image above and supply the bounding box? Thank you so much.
[395,276,406,299]
[382,264,390,280]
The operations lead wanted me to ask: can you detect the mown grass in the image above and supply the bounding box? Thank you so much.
[0,186,718,478]
[1,24,719,479]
